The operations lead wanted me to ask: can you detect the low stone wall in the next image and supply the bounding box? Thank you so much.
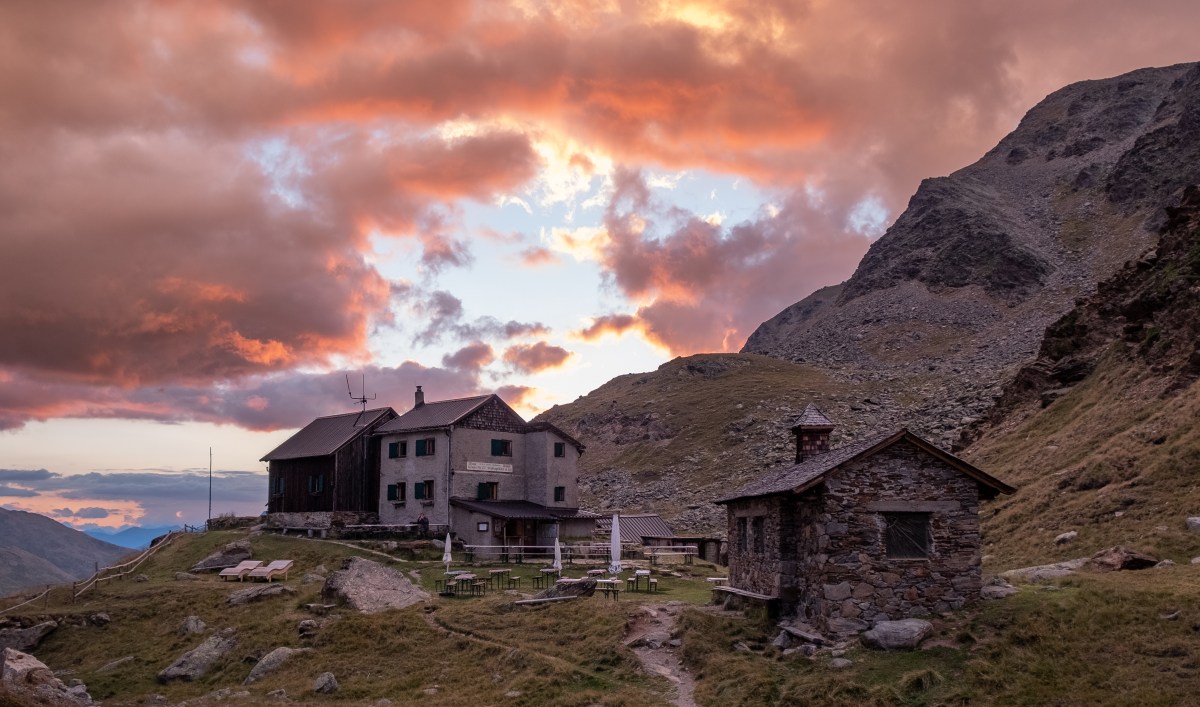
[206,516,260,531]
[265,511,378,530]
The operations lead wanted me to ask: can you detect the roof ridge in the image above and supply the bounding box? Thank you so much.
[411,393,492,406]
[310,407,391,421]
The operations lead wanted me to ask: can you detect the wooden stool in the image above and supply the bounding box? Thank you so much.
[507,576,522,589]
[648,578,659,592]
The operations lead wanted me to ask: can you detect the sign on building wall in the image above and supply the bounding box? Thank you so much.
[465,461,514,473]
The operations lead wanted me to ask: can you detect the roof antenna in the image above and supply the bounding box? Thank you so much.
[347,373,376,427]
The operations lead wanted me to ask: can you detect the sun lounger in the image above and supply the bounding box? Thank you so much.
[247,559,294,582]
[218,560,263,581]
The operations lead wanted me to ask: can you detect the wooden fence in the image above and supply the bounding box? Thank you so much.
[0,525,205,615]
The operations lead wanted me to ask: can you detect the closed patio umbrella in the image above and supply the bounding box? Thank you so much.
[551,537,562,572]
[608,514,623,575]
[442,531,453,572]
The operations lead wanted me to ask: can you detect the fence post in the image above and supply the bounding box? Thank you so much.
[70,582,75,604]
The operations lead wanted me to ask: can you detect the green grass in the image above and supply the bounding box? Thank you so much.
[678,568,1200,706]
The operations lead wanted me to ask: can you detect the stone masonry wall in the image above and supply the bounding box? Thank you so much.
[726,496,786,598]
[800,439,982,627]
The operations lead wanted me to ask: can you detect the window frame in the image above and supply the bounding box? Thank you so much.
[307,474,324,495]
[388,441,407,459]
[490,438,513,457]
[553,486,565,502]
[883,512,932,559]
[386,483,406,503]
[476,481,499,500]
[415,438,436,457]
[413,479,435,501]
[736,517,748,552]
[553,442,565,458]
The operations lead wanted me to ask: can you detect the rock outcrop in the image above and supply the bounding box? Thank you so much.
[534,577,597,600]
[321,557,429,613]
[1089,546,1159,572]
[191,539,252,572]
[244,647,311,685]
[860,619,934,650]
[157,628,237,683]
[0,620,57,652]
[227,584,296,606]
[2,647,94,705]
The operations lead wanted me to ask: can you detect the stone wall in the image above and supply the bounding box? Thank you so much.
[266,511,378,529]
[800,439,982,626]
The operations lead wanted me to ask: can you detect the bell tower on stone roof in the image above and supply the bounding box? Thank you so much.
[792,403,834,463]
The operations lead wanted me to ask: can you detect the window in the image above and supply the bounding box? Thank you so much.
[490,439,513,456]
[736,517,748,552]
[307,474,324,495]
[270,476,283,496]
[414,479,435,500]
[752,516,765,553]
[388,441,407,458]
[386,483,406,502]
[415,438,436,456]
[884,513,931,559]
[554,442,565,458]
[476,481,499,500]
[554,486,565,502]
[477,522,489,533]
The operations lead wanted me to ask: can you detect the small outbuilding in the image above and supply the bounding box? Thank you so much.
[716,404,1014,627]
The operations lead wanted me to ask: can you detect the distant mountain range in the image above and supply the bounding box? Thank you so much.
[84,525,180,550]
[0,508,132,596]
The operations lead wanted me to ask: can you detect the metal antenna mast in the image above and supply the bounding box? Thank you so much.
[347,373,376,426]
[207,446,213,530]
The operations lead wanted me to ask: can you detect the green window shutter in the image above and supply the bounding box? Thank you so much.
[554,442,565,457]
[414,483,425,500]
[477,482,488,500]
[491,439,502,456]
[415,439,426,456]
[387,484,397,501]
[388,442,399,458]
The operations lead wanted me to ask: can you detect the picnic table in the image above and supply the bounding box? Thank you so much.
[488,568,511,589]
[626,569,651,592]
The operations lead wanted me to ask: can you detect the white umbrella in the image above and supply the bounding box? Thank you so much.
[608,514,623,575]
[551,537,562,572]
[442,531,453,572]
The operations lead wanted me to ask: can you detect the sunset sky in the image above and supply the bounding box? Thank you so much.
[2,0,1198,530]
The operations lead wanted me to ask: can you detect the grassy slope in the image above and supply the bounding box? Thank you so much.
[19,531,710,706]
[10,529,1200,705]
[969,352,1200,571]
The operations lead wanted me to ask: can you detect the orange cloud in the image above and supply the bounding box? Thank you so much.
[502,342,573,374]
[575,314,639,341]
[518,246,560,267]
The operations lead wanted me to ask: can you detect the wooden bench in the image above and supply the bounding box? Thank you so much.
[712,586,780,617]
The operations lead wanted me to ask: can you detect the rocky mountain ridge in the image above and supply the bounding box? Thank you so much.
[538,62,1200,537]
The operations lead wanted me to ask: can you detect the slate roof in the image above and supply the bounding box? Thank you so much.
[716,429,1015,504]
[375,395,493,433]
[450,498,597,520]
[596,514,674,543]
[261,408,394,461]
[374,394,586,451]
[793,403,835,429]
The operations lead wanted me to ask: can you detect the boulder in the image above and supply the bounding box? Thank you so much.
[533,577,597,600]
[1001,557,1088,583]
[322,557,430,613]
[89,613,110,627]
[177,616,207,636]
[1186,517,1200,532]
[0,620,57,652]
[227,584,296,606]
[860,619,934,650]
[980,577,1018,599]
[244,647,311,685]
[174,572,198,581]
[1054,531,1078,545]
[829,658,853,669]
[1156,559,1177,569]
[298,620,320,639]
[157,628,237,683]
[191,539,253,572]
[1089,546,1158,572]
[629,631,671,649]
[134,574,149,582]
[96,656,135,674]
[2,647,93,705]
[313,671,339,694]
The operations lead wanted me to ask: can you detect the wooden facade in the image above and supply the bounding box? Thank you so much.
[264,408,396,515]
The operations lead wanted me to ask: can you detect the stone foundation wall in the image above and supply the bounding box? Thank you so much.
[800,439,981,626]
[266,511,378,529]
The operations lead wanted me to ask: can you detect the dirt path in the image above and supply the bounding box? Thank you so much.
[625,602,698,707]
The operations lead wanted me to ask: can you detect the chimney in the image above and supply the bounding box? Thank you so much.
[792,403,834,463]
[414,385,425,408]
